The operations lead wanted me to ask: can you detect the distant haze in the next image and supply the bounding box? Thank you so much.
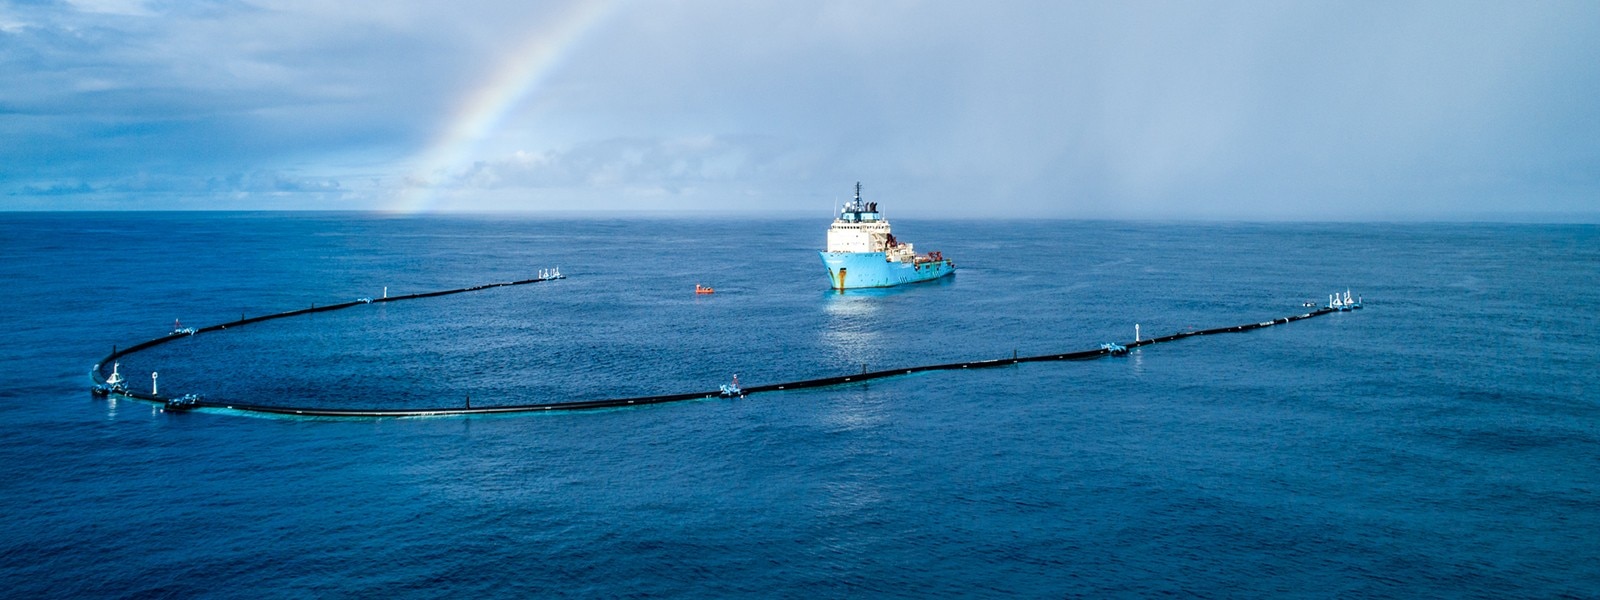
[2,1,1597,221]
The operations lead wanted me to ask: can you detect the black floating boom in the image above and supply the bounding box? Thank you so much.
[90,276,1360,418]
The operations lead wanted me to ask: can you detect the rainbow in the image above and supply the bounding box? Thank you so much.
[390,0,621,214]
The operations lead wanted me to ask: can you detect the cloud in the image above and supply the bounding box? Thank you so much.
[438,135,816,191]
[0,0,486,175]
[391,134,835,213]
[2,0,1597,219]
[15,181,96,196]
[62,0,155,16]
[6,169,353,211]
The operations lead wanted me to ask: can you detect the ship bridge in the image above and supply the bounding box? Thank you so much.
[826,182,900,254]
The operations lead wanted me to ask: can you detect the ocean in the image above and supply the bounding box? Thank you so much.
[1,212,1596,597]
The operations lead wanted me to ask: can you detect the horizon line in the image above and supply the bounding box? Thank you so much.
[1,208,1596,225]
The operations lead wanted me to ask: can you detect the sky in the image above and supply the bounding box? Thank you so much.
[2,0,1597,220]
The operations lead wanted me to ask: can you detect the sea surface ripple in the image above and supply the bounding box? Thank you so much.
[0,213,1596,597]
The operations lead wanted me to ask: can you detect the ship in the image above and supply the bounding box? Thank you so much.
[818,183,955,290]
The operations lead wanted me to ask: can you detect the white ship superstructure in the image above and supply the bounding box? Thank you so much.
[826,194,917,262]
[818,183,954,290]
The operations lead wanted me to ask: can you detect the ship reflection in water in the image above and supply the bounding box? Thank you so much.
[817,295,893,437]
[820,292,883,368]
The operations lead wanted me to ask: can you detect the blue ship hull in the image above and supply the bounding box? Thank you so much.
[819,251,955,290]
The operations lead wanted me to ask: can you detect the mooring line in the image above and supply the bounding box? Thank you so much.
[90,277,1362,418]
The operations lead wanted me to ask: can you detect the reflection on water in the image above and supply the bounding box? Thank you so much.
[819,294,895,443]
[814,390,890,531]
[820,292,883,366]
[817,478,886,521]
[822,291,884,316]
[819,277,956,368]
[820,386,888,433]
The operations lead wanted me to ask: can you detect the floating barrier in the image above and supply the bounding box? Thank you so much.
[90,278,1361,418]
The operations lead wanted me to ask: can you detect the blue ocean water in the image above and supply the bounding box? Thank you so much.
[1,213,1596,597]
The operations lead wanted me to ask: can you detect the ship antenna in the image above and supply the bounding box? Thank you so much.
[855,181,862,202]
